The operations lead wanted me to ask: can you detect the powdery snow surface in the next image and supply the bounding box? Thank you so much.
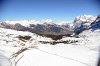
[0,28,99,66]
[17,48,89,66]
[0,52,11,66]
[17,44,99,66]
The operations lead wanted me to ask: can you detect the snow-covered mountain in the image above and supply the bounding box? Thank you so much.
[0,15,100,66]
[73,15,100,34]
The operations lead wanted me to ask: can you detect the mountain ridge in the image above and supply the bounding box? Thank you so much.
[0,15,100,37]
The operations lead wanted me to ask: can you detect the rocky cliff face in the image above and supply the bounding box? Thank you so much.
[90,15,100,30]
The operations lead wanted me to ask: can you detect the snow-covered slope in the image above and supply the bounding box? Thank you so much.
[0,27,99,66]
[0,28,54,47]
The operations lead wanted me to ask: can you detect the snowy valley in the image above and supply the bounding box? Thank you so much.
[0,15,100,66]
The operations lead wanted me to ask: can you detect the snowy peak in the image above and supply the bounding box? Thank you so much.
[74,15,97,28]
[75,15,97,22]
[73,15,100,34]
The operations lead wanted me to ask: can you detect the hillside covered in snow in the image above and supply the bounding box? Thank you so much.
[0,15,100,66]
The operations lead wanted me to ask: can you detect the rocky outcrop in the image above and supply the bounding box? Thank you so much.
[90,15,100,30]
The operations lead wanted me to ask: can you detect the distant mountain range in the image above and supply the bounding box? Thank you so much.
[0,15,100,36]
[0,20,73,36]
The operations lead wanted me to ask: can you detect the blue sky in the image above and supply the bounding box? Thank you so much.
[0,0,100,21]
